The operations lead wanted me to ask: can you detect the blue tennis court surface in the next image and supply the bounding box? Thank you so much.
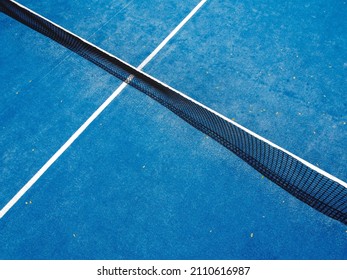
[0,0,346,259]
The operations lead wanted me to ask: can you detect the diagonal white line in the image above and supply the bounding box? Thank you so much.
[0,0,208,219]
[138,0,207,70]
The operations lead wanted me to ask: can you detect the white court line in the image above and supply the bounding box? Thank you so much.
[138,0,207,70]
[0,0,208,219]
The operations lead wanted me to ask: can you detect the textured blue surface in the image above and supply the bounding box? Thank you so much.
[0,0,346,259]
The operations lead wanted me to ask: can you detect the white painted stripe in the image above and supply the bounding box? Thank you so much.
[138,0,207,70]
[0,82,127,219]
[0,0,207,218]
[7,0,205,90]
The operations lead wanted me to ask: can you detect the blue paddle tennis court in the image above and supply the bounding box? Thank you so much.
[0,0,346,259]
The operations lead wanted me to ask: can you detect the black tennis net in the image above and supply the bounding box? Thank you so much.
[1,0,346,225]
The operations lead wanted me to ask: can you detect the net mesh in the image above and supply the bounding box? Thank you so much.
[1,0,346,225]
